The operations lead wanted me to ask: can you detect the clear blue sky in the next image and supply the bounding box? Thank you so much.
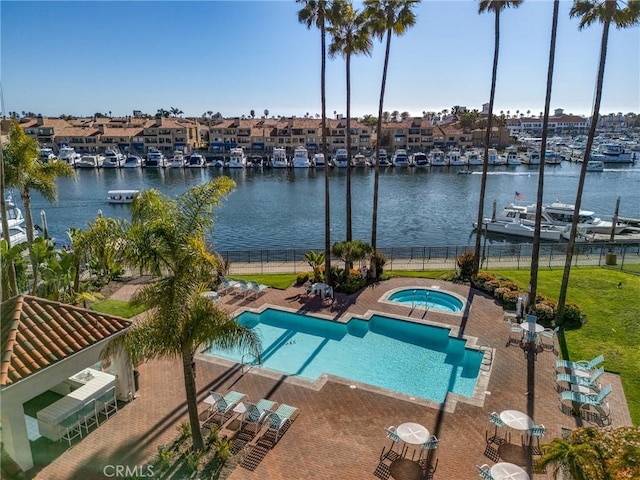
[1,1,638,119]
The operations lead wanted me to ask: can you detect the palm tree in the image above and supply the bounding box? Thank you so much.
[529,0,560,308]
[536,429,608,479]
[556,0,640,321]
[328,0,373,242]
[0,126,18,297]
[363,0,419,277]
[297,0,333,285]
[113,178,260,452]
[472,0,523,275]
[3,118,75,246]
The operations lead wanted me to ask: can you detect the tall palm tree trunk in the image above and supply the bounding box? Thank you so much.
[346,52,353,242]
[321,15,332,285]
[473,9,500,275]
[557,16,610,320]
[529,0,559,307]
[0,149,18,297]
[182,349,204,451]
[370,28,392,277]
[20,189,35,244]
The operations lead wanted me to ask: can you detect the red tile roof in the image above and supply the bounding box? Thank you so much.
[1,295,132,387]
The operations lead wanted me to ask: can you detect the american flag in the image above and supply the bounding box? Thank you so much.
[515,191,524,201]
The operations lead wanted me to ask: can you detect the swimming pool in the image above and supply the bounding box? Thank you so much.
[203,308,483,403]
[386,288,464,313]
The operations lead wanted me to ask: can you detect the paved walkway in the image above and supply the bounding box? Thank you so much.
[32,278,632,480]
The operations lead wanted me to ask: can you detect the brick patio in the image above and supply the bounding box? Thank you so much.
[31,278,632,480]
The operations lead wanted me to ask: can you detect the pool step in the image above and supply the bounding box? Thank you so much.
[479,345,493,371]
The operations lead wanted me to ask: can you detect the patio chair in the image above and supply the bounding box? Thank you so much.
[263,403,298,443]
[487,412,508,444]
[95,387,118,420]
[477,464,494,480]
[381,425,406,462]
[556,354,604,372]
[539,326,559,351]
[525,314,538,324]
[239,399,277,434]
[418,435,439,460]
[556,366,604,390]
[528,424,546,449]
[206,390,246,424]
[78,399,99,434]
[58,412,83,446]
[506,324,523,346]
[217,276,239,295]
[246,281,270,299]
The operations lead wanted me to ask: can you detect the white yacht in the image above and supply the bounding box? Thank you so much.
[447,148,466,166]
[487,148,504,166]
[123,155,143,168]
[498,202,626,235]
[522,149,541,165]
[75,154,103,169]
[475,216,564,241]
[312,152,325,167]
[429,148,448,166]
[505,146,521,166]
[39,147,56,163]
[465,149,484,166]
[291,146,311,168]
[58,145,81,165]
[107,189,140,204]
[391,148,409,167]
[371,149,390,167]
[590,143,636,164]
[227,148,246,168]
[544,151,563,165]
[145,149,166,168]
[168,151,186,168]
[102,149,125,168]
[352,153,369,167]
[271,148,288,168]
[332,148,349,168]
[410,152,429,168]
[2,196,26,229]
[186,152,206,168]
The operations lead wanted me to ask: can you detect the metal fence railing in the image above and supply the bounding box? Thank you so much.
[220,241,640,275]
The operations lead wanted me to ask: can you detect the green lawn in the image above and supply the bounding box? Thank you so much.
[92,299,148,318]
[491,267,639,425]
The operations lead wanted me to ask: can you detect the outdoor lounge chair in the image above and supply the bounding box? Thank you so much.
[561,383,612,408]
[217,276,239,295]
[239,399,277,434]
[246,281,269,298]
[231,279,249,296]
[556,354,604,372]
[556,366,604,390]
[264,403,298,443]
[206,390,246,423]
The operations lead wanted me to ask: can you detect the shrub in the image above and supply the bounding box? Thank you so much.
[296,271,310,285]
[155,445,173,471]
[337,276,367,295]
[177,421,191,440]
[369,250,387,280]
[558,302,587,330]
[185,450,202,474]
[455,251,475,280]
[530,298,556,326]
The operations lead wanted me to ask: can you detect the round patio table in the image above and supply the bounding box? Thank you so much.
[389,458,423,480]
[520,322,544,333]
[396,422,430,445]
[490,462,530,480]
[499,410,534,431]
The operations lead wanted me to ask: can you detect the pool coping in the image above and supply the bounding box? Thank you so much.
[196,302,493,413]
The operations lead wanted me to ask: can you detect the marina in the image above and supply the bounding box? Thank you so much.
[19,161,640,252]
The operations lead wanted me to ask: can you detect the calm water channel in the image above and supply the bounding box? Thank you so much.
[24,163,640,251]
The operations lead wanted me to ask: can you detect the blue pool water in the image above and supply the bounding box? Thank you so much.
[388,289,464,313]
[203,308,482,403]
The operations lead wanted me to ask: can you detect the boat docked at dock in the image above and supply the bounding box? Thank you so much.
[123,155,143,168]
[586,160,604,172]
[352,153,369,167]
[312,152,325,167]
[186,152,206,168]
[102,149,125,168]
[75,154,103,169]
[487,148,505,166]
[58,145,81,165]
[505,146,521,165]
[391,148,409,167]
[332,148,349,168]
[410,152,429,168]
[39,147,56,163]
[447,148,466,166]
[465,148,483,166]
[168,151,186,168]
[271,147,288,168]
[145,148,166,168]
[590,143,636,164]
[107,189,140,204]
[521,149,541,165]
[292,146,311,168]
[429,148,447,166]
[371,149,390,167]
[476,217,564,241]
[228,147,246,168]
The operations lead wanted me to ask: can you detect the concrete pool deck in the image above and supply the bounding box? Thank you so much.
[32,277,633,480]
